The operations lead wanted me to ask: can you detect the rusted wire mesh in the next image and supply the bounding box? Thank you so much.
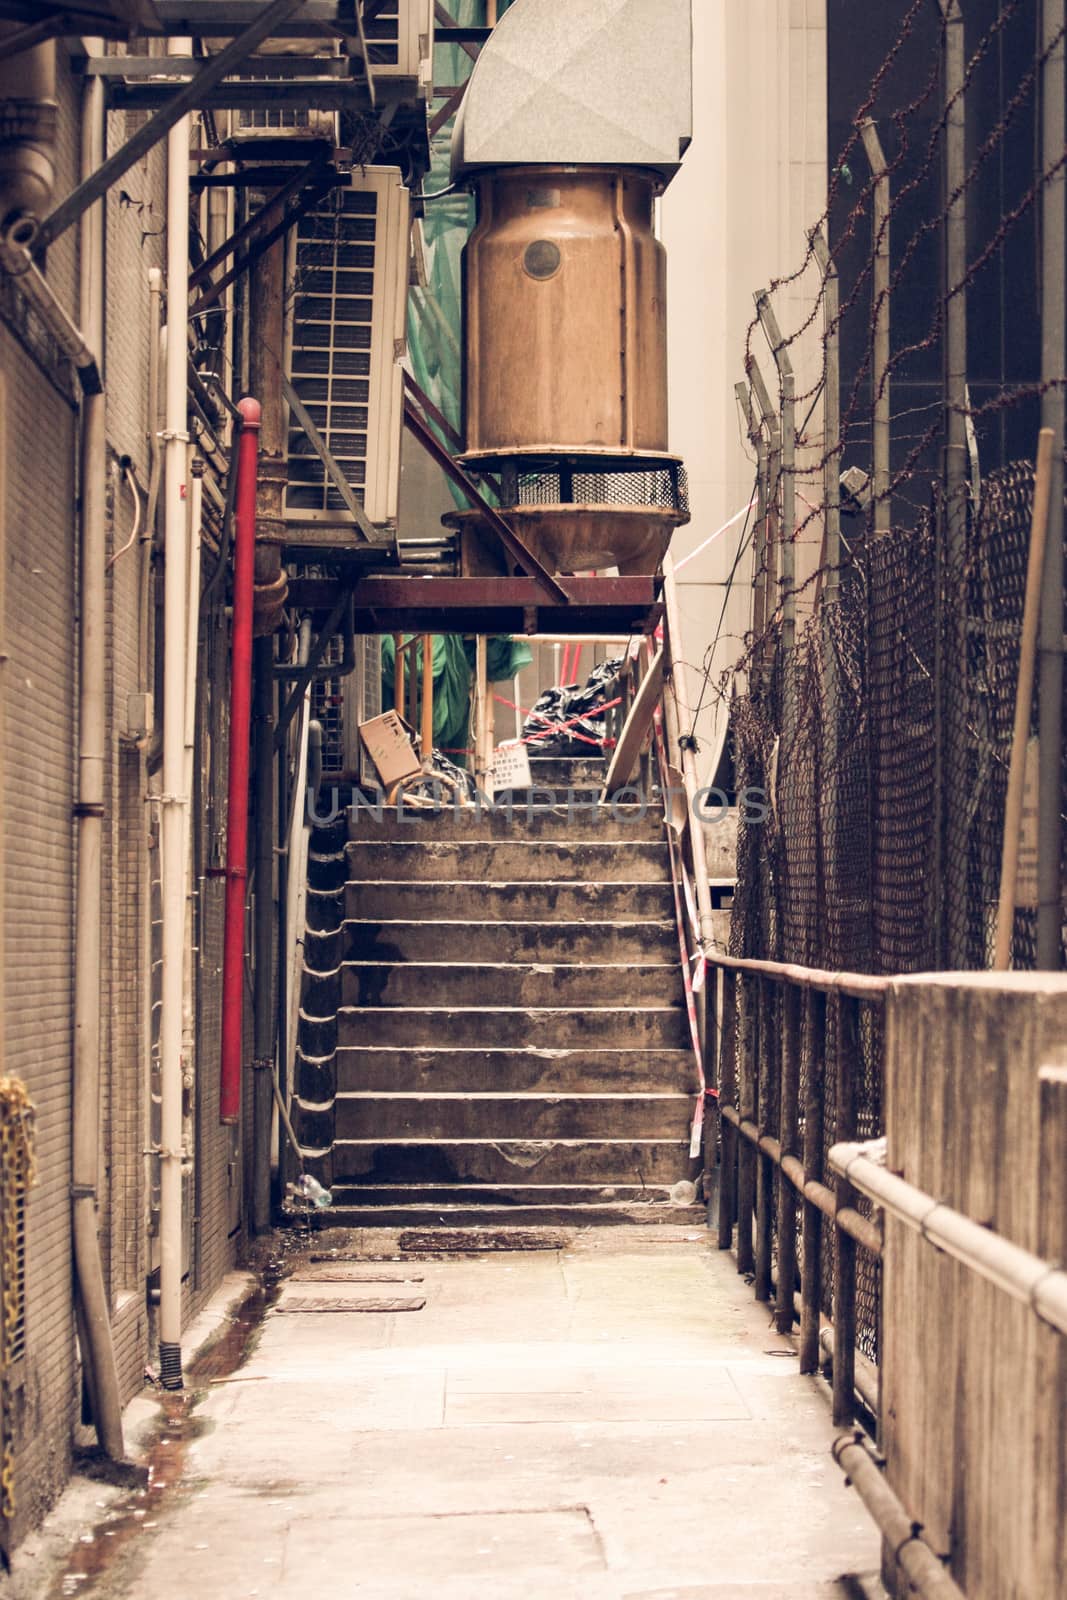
[727,470,1062,979]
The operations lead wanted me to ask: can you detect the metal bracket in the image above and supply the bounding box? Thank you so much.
[33,0,309,255]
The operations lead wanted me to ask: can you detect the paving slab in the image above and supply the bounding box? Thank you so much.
[42,1233,884,1600]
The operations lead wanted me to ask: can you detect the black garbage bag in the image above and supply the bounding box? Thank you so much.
[522,657,623,757]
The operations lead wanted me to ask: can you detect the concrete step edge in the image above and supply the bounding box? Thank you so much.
[323,1090,696,1102]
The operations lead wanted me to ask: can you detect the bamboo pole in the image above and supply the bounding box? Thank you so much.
[393,632,404,713]
[993,428,1055,969]
[421,632,434,760]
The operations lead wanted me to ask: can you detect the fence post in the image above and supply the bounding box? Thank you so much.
[859,120,890,540]
[755,977,774,1302]
[1038,0,1065,969]
[810,230,841,599]
[941,0,972,968]
[747,353,781,685]
[832,992,859,1424]
[799,989,825,1373]
[776,982,801,1333]
[756,295,797,734]
[736,973,757,1277]
[717,968,738,1250]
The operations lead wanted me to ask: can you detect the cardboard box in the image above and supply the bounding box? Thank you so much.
[358,711,422,789]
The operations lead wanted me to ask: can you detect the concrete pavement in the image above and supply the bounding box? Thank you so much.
[43,1228,885,1599]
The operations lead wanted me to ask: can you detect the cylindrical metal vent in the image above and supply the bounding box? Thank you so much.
[463,166,667,458]
[0,31,57,247]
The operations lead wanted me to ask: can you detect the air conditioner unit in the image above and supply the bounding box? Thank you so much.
[284,166,411,534]
[363,0,435,100]
[233,40,341,143]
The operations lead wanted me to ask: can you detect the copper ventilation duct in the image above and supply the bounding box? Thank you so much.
[448,0,693,577]
[0,28,57,247]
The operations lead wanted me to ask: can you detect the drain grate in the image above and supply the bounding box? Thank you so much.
[274,1295,426,1314]
[291,1265,425,1284]
[398,1227,570,1255]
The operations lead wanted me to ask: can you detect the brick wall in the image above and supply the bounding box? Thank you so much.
[1,322,79,1549]
[0,48,245,1550]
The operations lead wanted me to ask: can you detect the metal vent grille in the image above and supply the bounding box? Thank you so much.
[514,461,690,516]
[365,3,404,67]
[287,189,378,515]
[311,636,346,773]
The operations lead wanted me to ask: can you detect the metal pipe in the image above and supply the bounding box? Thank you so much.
[0,235,100,392]
[735,382,767,639]
[755,294,795,670]
[1038,0,1066,969]
[833,1434,967,1600]
[995,429,1054,967]
[721,1107,883,1256]
[817,1326,879,1417]
[0,23,55,244]
[710,950,889,1000]
[941,0,971,968]
[831,1138,1067,1337]
[810,231,841,595]
[70,41,124,1460]
[158,78,191,1391]
[251,634,276,1233]
[219,402,260,1125]
[662,553,716,944]
[859,121,890,539]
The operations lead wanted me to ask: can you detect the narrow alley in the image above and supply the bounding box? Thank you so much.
[3,3,1067,1599]
[46,1231,881,1600]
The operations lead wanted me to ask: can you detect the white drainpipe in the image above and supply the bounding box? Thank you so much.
[181,454,203,1187]
[70,38,124,1457]
[158,53,192,1390]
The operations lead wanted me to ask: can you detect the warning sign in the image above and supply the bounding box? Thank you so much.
[490,741,533,791]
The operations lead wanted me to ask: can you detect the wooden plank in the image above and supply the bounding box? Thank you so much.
[600,646,664,798]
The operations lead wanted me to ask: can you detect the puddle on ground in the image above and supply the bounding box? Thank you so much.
[48,1279,279,1600]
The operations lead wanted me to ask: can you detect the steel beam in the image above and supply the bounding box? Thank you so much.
[285,575,662,637]
[188,167,333,318]
[33,0,308,254]
[109,79,372,112]
[188,158,329,291]
[402,397,570,605]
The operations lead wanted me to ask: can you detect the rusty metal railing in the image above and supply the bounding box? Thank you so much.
[711,955,887,1423]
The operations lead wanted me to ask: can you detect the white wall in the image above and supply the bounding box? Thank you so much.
[661,0,828,784]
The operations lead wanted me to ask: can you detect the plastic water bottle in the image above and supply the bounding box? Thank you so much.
[293,1173,332,1209]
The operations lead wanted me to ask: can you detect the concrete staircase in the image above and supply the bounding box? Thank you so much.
[293,756,702,1225]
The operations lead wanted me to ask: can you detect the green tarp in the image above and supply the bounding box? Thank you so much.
[380,634,532,763]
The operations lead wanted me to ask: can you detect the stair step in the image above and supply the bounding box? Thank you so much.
[348,804,664,843]
[344,880,675,922]
[323,1138,693,1187]
[523,757,608,787]
[308,919,677,966]
[322,1183,699,1207]
[344,839,670,885]
[304,961,681,1012]
[312,1046,695,1096]
[302,1202,704,1228]
[315,1005,689,1051]
[298,1091,695,1144]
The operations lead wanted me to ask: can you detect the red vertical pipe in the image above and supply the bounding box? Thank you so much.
[220,397,260,1124]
